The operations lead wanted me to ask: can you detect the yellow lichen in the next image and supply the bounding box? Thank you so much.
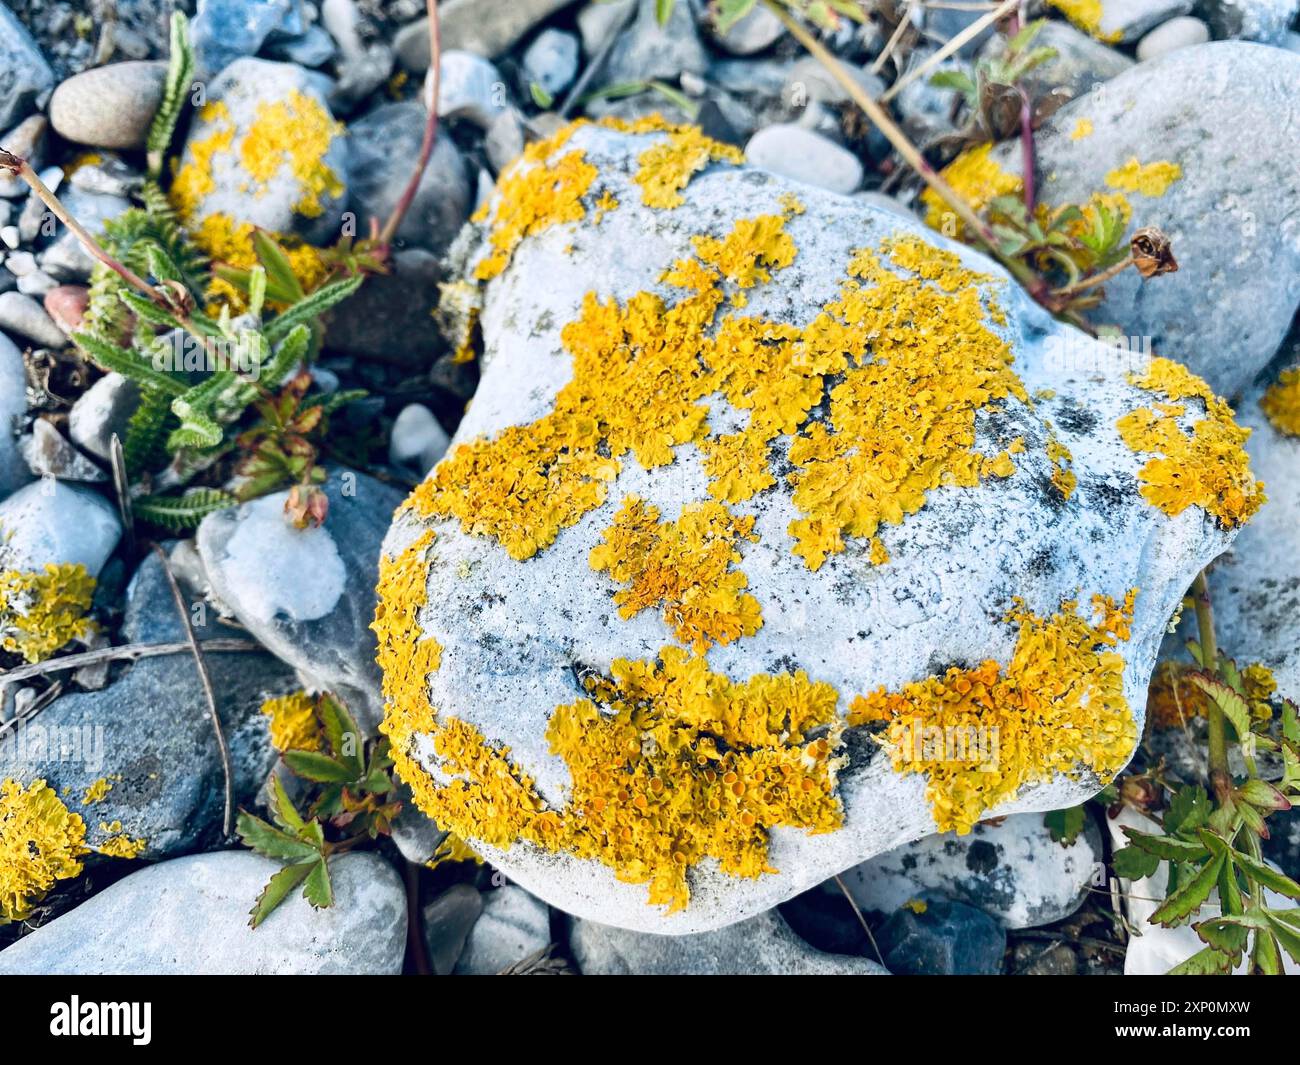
[0,778,88,923]
[0,563,96,664]
[1047,0,1122,43]
[589,495,762,653]
[922,142,1022,235]
[1117,357,1264,528]
[473,124,598,281]
[1260,369,1300,437]
[1069,118,1094,141]
[1105,157,1182,198]
[1047,434,1077,500]
[94,822,147,859]
[625,121,744,209]
[375,522,845,912]
[81,778,113,806]
[849,592,1140,833]
[427,833,483,870]
[260,691,323,753]
[170,91,340,310]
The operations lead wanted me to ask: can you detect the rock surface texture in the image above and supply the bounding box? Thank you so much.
[374,119,1257,934]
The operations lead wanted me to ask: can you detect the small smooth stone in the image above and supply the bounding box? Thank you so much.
[875,896,1007,975]
[0,290,67,348]
[19,418,105,482]
[522,28,579,99]
[430,50,508,129]
[68,372,140,461]
[0,114,47,199]
[42,284,88,334]
[49,61,168,149]
[394,0,574,68]
[389,403,450,475]
[453,886,551,975]
[708,2,785,55]
[1136,16,1210,60]
[745,124,864,194]
[422,884,484,975]
[0,3,54,130]
[484,108,527,174]
[0,478,120,575]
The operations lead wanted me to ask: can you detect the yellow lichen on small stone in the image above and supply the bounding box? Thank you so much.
[1069,118,1094,141]
[849,592,1140,833]
[81,778,113,806]
[239,90,345,217]
[0,563,96,664]
[1047,0,1122,42]
[589,495,762,653]
[1105,157,1182,198]
[260,691,323,753]
[1117,358,1264,527]
[0,778,88,923]
[1260,368,1300,437]
[1047,434,1077,500]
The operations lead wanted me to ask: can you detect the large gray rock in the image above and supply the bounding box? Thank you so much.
[197,469,406,727]
[0,551,295,857]
[989,42,1300,397]
[572,909,888,974]
[345,101,470,253]
[839,811,1102,928]
[0,329,29,497]
[48,60,167,150]
[1206,373,1300,704]
[453,885,552,974]
[173,58,347,247]
[0,851,406,974]
[0,2,54,130]
[376,121,1254,933]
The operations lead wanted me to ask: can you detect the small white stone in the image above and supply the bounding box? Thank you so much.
[745,123,864,194]
[430,50,508,129]
[1136,16,1210,61]
[389,403,450,475]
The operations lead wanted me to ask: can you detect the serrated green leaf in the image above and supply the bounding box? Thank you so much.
[1190,673,1253,740]
[146,11,194,179]
[302,858,334,910]
[1121,826,1209,862]
[132,489,237,531]
[282,750,358,784]
[1149,852,1224,927]
[1232,849,1300,899]
[267,772,307,835]
[236,811,320,862]
[73,332,186,396]
[1165,784,1210,835]
[1112,844,1161,881]
[263,275,364,346]
[248,860,314,928]
[1166,945,1234,975]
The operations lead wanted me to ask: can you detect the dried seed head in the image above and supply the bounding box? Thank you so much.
[1130,226,1177,278]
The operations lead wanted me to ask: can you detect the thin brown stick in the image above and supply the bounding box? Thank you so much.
[378,0,441,249]
[832,873,887,967]
[404,861,433,975]
[767,2,1014,269]
[1051,254,1135,300]
[880,0,1020,102]
[0,637,261,687]
[870,2,917,76]
[150,543,235,838]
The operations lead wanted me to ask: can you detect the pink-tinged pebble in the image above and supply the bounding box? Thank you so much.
[44,284,90,334]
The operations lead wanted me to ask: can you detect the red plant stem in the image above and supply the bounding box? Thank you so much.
[1019,88,1036,214]
[378,0,441,251]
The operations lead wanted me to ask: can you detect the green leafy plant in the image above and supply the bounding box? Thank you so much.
[1111,584,1300,975]
[1045,805,1087,846]
[237,692,403,927]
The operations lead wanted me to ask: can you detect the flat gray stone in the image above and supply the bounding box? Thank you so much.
[453,885,551,974]
[746,123,864,194]
[0,291,66,349]
[197,469,406,727]
[395,0,575,67]
[422,882,482,974]
[0,851,406,974]
[571,909,888,974]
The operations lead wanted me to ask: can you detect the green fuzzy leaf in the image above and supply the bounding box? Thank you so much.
[1121,826,1209,862]
[263,275,364,346]
[248,861,314,928]
[146,11,194,179]
[267,772,307,835]
[122,386,176,477]
[73,332,186,396]
[132,488,237,531]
